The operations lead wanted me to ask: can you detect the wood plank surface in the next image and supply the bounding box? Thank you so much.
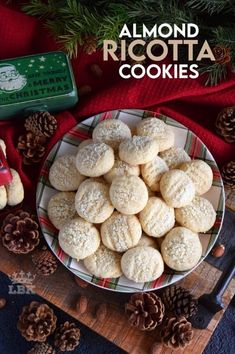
[0,243,234,354]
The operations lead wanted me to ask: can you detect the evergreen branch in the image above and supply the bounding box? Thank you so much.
[22,0,61,18]
[199,62,228,85]
[186,0,232,15]
[212,27,235,45]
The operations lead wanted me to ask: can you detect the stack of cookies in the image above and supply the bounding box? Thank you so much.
[47,118,216,283]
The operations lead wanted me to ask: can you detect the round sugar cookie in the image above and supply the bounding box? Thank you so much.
[75,178,114,223]
[92,119,131,150]
[175,196,216,233]
[179,160,213,195]
[119,136,159,165]
[159,147,191,169]
[137,233,158,248]
[84,244,122,278]
[0,139,6,157]
[109,175,148,215]
[48,192,77,230]
[161,227,202,271]
[141,156,169,191]
[103,157,140,184]
[139,197,175,238]
[49,155,85,191]
[6,169,24,206]
[121,246,164,283]
[76,142,114,177]
[0,186,7,210]
[58,217,100,260]
[136,117,174,152]
[101,212,142,252]
[160,169,195,208]
[77,139,93,152]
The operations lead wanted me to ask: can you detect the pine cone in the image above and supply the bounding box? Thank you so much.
[28,343,55,354]
[1,210,40,254]
[83,35,97,55]
[162,285,197,318]
[17,301,57,342]
[125,292,165,331]
[54,321,80,352]
[161,316,193,349]
[215,106,235,143]
[25,112,57,138]
[32,249,58,276]
[222,161,235,190]
[17,132,46,165]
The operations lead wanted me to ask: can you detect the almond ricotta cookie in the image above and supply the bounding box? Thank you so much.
[0,186,7,210]
[0,139,6,157]
[101,212,142,252]
[179,159,213,195]
[175,196,216,233]
[6,169,24,206]
[109,175,148,214]
[103,156,140,184]
[76,142,114,177]
[77,139,93,152]
[47,192,77,230]
[49,155,85,191]
[159,147,191,169]
[139,197,175,238]
[160,170,195,208]
[83,244,122,278]
[136,117,174,152]
[161,227,202,271]
[58,217,100,260]
[137,233,158,248]
[75,178,114,223]
[119,135,159,165]
[92,119,131,150]
[121,246,164,283]
[141,155,169,191]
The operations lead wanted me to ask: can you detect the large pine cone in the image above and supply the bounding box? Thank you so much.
[17,132,46,165]
[28,343,55,354]
[215,106,235,143]
[161,316,193,349]
[32,248,58,276]
[1,210,40,254]
[25,112,57,138]
[222,161,235,190]
[17,301,57,342]
[54,321,80,352]
[125,292,165,331]
[162,285,198,318]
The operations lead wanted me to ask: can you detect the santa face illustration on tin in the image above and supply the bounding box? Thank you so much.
[0,64,27,92]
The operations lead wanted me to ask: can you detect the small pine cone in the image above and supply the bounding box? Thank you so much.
[215,106,235,143]
[125,292,165,331]
[17,301,57,342]
[25,112,57,138]
[83,35,97,55]
[222,161,235,190]
[32,249,58,276]
[1,210,40,254]
[162,285,197,318]
[54,321,80,352]
[161,316,193,349]
[17,132,46,165]
[28,343,55,354]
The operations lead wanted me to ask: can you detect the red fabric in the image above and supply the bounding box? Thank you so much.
[0,3,234,207]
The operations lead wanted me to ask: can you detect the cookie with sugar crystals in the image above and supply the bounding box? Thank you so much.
[119,135,159,165]
[109,175,148,215]
[84,244,122,278]
[58,217,100,261]
[48,192,77,230]
[136,117,174,152]
[101,212,142,252]
[160,169,195,208]
[0,186,7,210]
[179,159,213,195]
[139,197,175,238]
[175,196,216,233]
[77,139,93,152]
[137,233,158,248]
[159,147,191,169]
[121,246,164,283]
[103,156,140,184]
[6,169,24,206]
[161,227,202,271]
[49,154,85,191]
[0,139,6,157]
[141,155,169,191]
[92,119,131,150]
[75,178,114,223]
[76,142,114,177]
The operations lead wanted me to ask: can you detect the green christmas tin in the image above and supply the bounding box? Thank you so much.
[0,51,78,119]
